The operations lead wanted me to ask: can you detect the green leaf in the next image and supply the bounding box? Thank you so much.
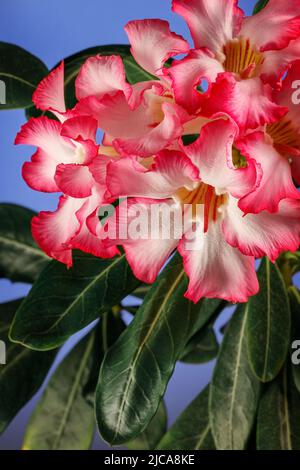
[181,134,199,146]
[210,304,261,450]
[60,45,155,109]
[253,0,269,14]
[0,299,56,434]
[180,326,219,364]
[84,310,127,398]
[0,204,50,284]
[257,367,300,449]
[0,42,48,109]
[246,258,291,382]
[126,401,167,450]
[123,55,156,84]
[22,331,96,450]
[25,105,54,120]
[96,254,221,445]
[10,252,140,351]
[288,287,300,393]
[157,386,215,450]
[131,284,152,300]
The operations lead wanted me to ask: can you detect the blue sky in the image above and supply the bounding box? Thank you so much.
[0,0,256,449]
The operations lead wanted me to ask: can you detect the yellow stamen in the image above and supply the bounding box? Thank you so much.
[174,183,226,231]
[267,119,300,150]
[223,37,264,78]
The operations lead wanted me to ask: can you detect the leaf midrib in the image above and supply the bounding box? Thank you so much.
[228,305,248,449]
[195,424,210,450]
[0,235,48,259]
[17,255,126,341]
[52,334,94,449]
[262,259,271,381]
[112,269,185,442]
[0,347,31,380]
[280,367,292,450]
[0,72,37,88]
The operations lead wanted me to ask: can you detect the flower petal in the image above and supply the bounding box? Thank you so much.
[237,132,300,214]
[166,48,224,113]
[103,198,180,283]
[240,0,300,52]
[261,39,300,87]
[172,0,244,55]
[274,60,300,129]
[106,150,199,199]
[32,195,83,267]
[75,55,132,102]
[60,115,98,141]
[15,117,74,161]
[114,101,189,157]
[201,73,287,131]
[54,164,94,198]
[69,189,119,259]
[22,149,60,193]
[32,62,66,114]
[178,219,258,303]
[223,196,300,262]
[77,90,188,157]
[125,19,189,76]
[88,154,114,186]
[183,119,259,198]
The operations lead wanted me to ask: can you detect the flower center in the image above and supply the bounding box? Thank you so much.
[232,147,248,168]
[267,118,300,152]
[74,143,86,163]
[174,183,227,232]
[223,38,264,78]
[145,90,173,128]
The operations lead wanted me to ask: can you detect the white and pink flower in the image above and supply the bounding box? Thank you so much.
[16,0,300,303]
[16,63,118,266]
[102,118,300,303]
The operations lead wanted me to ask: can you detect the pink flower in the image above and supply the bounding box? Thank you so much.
[166,0,300,130]
[15,63,118,266]
[16,1,300,305]
[234,61,300,215]
[102,118,300,303]
[74,20,208,157]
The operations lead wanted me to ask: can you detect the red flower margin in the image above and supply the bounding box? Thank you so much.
[16,0,300,303]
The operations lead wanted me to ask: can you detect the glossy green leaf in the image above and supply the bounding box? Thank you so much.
[0,299,56,434]
[157,387,215,450]
[180,326,219,364]
[181,134,199,146]
[10,252,140,351]
[0,204,49,283]
[25,105,53,120]
[289,287,300,393]
[84,311,126,398]
[253,0,269,14]
[126,402,167,450]
[0,42,48,109]
[210,304,261,450]
[131,284,152,300]
[257,367,300,449]
[246,258,290,382]
[96,254,221,445]
[23,331,96,450]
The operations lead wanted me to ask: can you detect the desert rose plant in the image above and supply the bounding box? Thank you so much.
[1,0,300,450]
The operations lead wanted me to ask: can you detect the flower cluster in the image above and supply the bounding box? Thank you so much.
[16,0,300,303]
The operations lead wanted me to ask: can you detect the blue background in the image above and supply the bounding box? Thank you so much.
[0,0,255,450]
